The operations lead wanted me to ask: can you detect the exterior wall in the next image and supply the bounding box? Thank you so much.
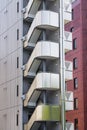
[81,0,87,129]
[65,0,87,129]
[0,0,73,130]
[0,0,23,130]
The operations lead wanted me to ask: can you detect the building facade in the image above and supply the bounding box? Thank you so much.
[0,0,73,130]
[66,0,87,129]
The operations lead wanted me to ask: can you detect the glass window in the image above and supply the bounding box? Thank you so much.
[74,78,78,89]
[17,29,19,40]
[16,114,19,126]
[17,2,19,13]
[73,38,77,50]
[70,27,74,32]
[72,9,74,20]
[73,58,78,69]
[17,85,19,96]
[17,57,19,68]
[74,98,78,109]
[74,118,78,130]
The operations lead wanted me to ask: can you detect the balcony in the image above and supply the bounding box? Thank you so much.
[24,72,59,107]
[24,41,59,77]
[23,0,56,20]
[64,0,72,24]
[23,11,59,48]
[65,61,73,81]
[64,31,72,53]
[65,91,73,111]
[23,0,41,20]
[66,123,74,130]
[24,104,60,130]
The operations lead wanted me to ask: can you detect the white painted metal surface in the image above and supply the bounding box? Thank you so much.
[66,123,74,130]
[24,41,59,77]
[24,73,59,106]
[65,61,73,81]
[65,91,73,111]
[24,11,59,48]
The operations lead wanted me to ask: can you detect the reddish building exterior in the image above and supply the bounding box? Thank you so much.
[65,0,87,129]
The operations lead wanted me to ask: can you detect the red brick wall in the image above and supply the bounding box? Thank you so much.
[65,0,87,129]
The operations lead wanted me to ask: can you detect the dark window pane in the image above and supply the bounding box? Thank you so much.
[74,98,78,109]
[17,85,19,96]
[74,78,78,89]
[16,114,19,126]
[74,118,78,130]
[17,2,19,13]
[73,58,78,69]
[17,57,19,68]
[17,29,19,40]
[73,38,77,50]
[70,27,74,32]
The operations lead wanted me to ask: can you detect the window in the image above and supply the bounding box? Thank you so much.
[16,114,19,126]
[70,27,74,32]
[74,98,78,109]
[17,29,19,40]
[72,9,74,20]
[17,57,19,68]
[74,118,78,130]
[74,78,78,89]
[73,38,77,50]
[73,58,78,69]
[17,85,19,96]
[17,2,19,13]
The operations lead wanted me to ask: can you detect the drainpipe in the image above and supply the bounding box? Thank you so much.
[60,0,66,130]
[42,1,47,129]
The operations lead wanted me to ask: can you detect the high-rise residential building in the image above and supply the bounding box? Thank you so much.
[0,0,73,130]
[65,0,87,129]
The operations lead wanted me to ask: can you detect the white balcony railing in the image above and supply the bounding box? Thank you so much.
[64,0,72,24]
[65,91,73,111]
[24,73,59,106]
[24,41,59,77]
[66,123,74,130]
[23,11,59,48]
[23,0,41,19]
[64,31,72,53]
[23,0,56,19]
[24,105,60,130]
[65,61,73,81]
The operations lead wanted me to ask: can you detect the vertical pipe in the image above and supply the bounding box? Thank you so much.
[42,60,47,130]
[60,0,66,130]
[42,0,46,10]
[42,1,47,129]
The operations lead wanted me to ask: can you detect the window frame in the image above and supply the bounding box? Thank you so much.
[17,2,19,13]
[16,114,19,126]
[74,118,78,130]
[17,57,19,68]
[73,58,78,69]
[17,85,19,97]
[17,29,19,40]
[73,38,77,50]
[74,98,78,110]
[74,77,78,89]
